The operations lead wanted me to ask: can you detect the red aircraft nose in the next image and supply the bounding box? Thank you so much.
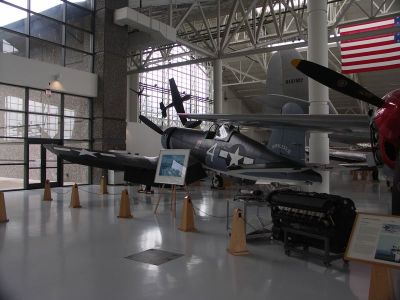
[374,89,400,169]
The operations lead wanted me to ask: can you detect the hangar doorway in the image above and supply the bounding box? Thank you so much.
[27,139,63,189]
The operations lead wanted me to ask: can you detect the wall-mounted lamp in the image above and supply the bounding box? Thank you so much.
[48,73,64,91]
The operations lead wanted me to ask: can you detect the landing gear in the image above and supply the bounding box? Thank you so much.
[211,174,224,189]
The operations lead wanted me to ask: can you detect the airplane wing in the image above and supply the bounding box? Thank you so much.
[251,94,338,114]
[225,166,323,183]
[181,113,370,134]
[45,145,206,186]
[329,132,370,145]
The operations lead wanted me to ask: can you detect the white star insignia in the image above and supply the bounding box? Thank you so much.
[75,149,97,157]
[229,147,243,166]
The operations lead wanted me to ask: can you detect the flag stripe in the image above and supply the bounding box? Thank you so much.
[340,19,394,33]
[342,59,400,70]
[342,51,400,63]
[341,43,400,56]
[342,64,400,74]
[340,16,400,74]
[342,47,400,59]
[341,23,395,35]
[341,40,394,51]
[341,34,393,48]
[342,55,400,66]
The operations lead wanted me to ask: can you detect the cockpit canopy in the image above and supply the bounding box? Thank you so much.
[205,123,238,141]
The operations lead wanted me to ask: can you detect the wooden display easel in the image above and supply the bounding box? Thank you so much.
[154,185,178,217]
[154,184,192,218]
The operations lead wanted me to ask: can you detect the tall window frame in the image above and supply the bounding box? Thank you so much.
[0,0,94,72]
[0,82,92,191]
[139,46,214,129]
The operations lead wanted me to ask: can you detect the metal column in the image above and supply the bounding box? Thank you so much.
[308,0,330,193]
[213,59,223,114]
[127,73,139,123]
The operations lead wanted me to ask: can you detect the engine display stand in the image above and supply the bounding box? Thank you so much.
[282,227,344,267]
[226,193,271,240]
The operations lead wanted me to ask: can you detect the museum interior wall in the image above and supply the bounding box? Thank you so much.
[0,0,97,190]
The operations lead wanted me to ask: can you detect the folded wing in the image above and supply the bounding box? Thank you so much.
[181,113,370,134]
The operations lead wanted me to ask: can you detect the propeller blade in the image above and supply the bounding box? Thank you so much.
[139,115,164,135]
[160,102,167,118]
[292,59,385,108]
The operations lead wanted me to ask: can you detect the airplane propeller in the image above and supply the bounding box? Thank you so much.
[139,115,164,135]
[291,59,385,108]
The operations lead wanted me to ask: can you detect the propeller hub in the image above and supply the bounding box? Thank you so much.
[161,127,177,149]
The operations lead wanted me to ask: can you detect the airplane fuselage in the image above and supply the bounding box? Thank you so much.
[161,127,304,174]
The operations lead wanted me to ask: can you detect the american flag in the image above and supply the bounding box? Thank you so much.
[339,16,400,74]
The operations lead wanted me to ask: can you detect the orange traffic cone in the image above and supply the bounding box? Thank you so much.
[0,192,9,223]
[178,196,196,232]
[118,189,132,218]
[227,208,249,255]
[100,175,108,194]
[70,184,82,208]
[43,179,52,201]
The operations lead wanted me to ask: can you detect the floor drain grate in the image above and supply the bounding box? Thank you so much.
[125,248,183,266]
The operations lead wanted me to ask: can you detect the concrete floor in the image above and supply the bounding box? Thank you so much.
[0,172,399,300]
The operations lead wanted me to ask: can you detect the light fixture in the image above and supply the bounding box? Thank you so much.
[48,73,64,91]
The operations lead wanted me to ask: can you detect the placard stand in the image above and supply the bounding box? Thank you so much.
[345,213,400,300]
[154,184,178,217]
[369,265,395,300]
[153,149,191,218]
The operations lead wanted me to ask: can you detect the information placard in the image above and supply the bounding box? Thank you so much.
[345,213,400,269]
[154,149,190,186]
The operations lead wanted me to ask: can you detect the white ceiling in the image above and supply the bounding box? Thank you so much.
[128,0,400,115]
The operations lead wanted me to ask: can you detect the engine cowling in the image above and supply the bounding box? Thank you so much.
[373,89,400,169]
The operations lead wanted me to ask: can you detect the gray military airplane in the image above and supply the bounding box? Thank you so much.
[47,75,346,188]
[182,59,400,213]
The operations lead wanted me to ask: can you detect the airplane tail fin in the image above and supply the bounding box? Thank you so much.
[266,103,306,165]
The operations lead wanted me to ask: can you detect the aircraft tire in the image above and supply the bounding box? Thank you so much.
[211,175,223,189]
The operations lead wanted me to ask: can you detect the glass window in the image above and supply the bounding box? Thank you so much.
[65,26,92,52]
[67,0,93,11]
[0,84,25,111]
[29,38,63,65]
[139,46,213,129]
[3,0,27,9]
[64,95,89,118]
[30,13,63,44]
[65,48,92,71]
[0,164,24,190]
[28,113,60,138]
[30,0,64,21]
[66,3,92,31]
[64,117,89,140]
[0,3,28,34]
[29,90,61,115]
[0,139,24,164]
[28,168,40,184]
[64,163,88,185]
[0,111,25,137]
[0,29,27,57]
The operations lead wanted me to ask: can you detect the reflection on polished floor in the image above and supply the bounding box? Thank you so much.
[0,172,399,300]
